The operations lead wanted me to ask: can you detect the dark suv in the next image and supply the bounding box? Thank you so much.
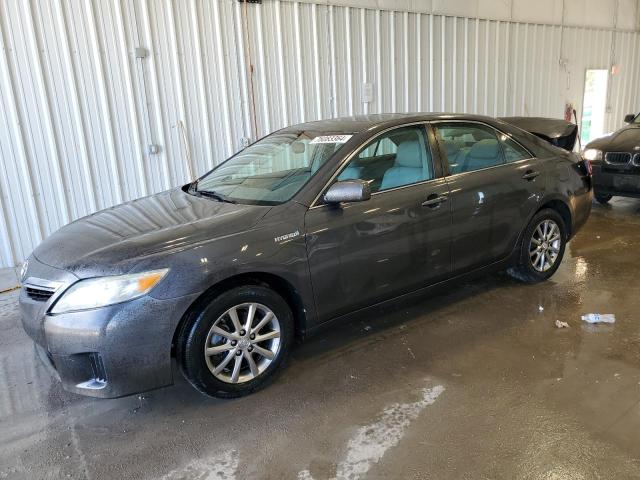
[19,114,592,399]
[583,113,640,204]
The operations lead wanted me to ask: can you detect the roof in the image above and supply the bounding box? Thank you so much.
[279,113,501,133]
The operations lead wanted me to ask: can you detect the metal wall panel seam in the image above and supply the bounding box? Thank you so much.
[473,17,479,113]
[390,10,396,111]
[452,17,457,112]
[114,0,148,197]
[311,4,323,118]
[255,3,271,131]
[98,1,136,199]
[274,0,289,126]
[440,15,445,110]
[463,17,468,112]
[631,33,640,113]
[521,23,528,114]
[53,0,97,213]
[360,8,367,115]
[188,0,214,170]
[140,0,171,190]
[403,11,409,112]
[428,14,433,111]
[86,0,124,204]
[233,2,253,145]
[345,6,353,116]
[12,0,65,232]
[416,13,422,111]
[21,1,69,228]
[0,2,43,248]
[483,20,489,115]
[166,0,193,180]
[294,2,306,122]
[212,0,234,156]
[125,1,154,179]
[619,33,633,120]
[503,21,510,116]
[328,5,336,117]
[375,8,381,113]
[535,25,544,116]
[493,20,499,116]
[512,22,519,115]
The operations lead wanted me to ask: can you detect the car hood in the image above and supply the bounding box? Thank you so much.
[586,125,640,151]
[32,187,272,276]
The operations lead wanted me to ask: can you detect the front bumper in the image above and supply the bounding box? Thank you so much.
[19,257,199,398]
[592,164,640,198]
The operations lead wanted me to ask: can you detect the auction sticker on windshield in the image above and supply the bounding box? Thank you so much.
[310,135,353,144]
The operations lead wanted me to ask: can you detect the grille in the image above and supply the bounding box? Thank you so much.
[633,153,640,167]
[24,286,55,302]
[605,152,632,165]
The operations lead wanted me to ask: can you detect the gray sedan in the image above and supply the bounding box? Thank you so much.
[19,113,593,398]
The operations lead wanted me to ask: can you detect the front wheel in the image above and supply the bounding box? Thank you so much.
[507,209,567,284]
[177,285,294,398]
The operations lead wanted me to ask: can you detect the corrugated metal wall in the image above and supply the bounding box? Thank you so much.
[0,0,639,268]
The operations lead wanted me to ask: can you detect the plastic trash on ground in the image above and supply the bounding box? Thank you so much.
[581,314,616,324]
[555,320,570,328]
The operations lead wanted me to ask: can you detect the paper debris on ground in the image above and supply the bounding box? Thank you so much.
[555,320,570,328]
[581,313,616,324]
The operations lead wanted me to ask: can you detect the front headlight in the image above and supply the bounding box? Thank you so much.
[50,269,169,314]
[582,148,602,161]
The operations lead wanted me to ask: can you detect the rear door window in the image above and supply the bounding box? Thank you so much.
[434,123,505,174]
[499,134,532,162]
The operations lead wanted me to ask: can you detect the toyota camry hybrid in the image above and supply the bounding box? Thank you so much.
[19,113,592,399]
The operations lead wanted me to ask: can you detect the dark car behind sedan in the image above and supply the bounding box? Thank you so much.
[583,112,640,203]
[19,113,592,399]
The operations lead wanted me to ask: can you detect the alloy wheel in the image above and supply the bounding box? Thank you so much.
[204,303,281,384]
[529,219,562,272]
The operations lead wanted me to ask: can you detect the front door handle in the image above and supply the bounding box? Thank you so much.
[422,194,448,208]
[522,170,540,181]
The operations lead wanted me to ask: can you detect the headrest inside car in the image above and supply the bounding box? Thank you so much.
[395,140,423,168]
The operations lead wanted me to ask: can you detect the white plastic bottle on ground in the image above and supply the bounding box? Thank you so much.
[581,314,616,324]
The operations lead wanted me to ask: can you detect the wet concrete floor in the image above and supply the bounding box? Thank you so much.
[1,198,640,479]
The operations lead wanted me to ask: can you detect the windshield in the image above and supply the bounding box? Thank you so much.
[194,131,353,205]
[634,114,640,124]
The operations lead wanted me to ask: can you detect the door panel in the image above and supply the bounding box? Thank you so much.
[305,179,451,323]
[432,121,503,272]
[445,172,494,272]
[490,158,547,259]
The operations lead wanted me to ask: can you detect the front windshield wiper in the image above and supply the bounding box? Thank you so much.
[196,189,237,204]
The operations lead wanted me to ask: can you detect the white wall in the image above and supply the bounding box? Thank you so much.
[295,0,640,30]
[0,0,639,268]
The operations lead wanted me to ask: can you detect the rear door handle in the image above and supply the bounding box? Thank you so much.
[522,170,540,181]
[422,194,448,208]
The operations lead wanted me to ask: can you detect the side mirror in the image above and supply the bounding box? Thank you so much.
[624,113,636,124]
[324,180,371,204]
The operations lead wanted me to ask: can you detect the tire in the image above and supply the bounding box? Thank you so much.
[507,208,567,284]
[595,193,612,205]
[176,285,294,398]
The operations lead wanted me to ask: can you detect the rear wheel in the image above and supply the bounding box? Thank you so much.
[177,285,294,398]
[507,208,567,284]
[595,193,612,204]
